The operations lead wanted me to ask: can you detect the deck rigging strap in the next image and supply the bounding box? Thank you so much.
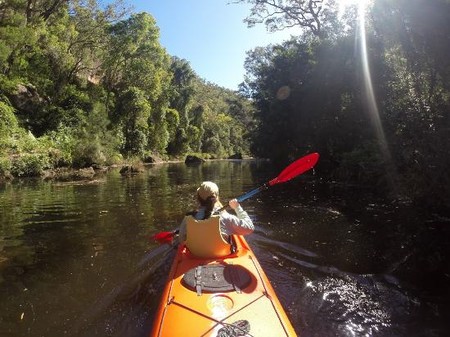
[168,298,257,337]
[195,265,203,295]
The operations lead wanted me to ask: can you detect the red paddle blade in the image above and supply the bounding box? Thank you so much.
[152,231,175,244]
[269,152,319,186]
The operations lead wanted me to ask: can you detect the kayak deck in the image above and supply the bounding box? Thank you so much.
[150,235,298,337]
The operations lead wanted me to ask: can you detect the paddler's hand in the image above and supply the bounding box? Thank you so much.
[228,199,240,210]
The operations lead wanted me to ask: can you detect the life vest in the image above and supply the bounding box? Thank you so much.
[184,215,232,258]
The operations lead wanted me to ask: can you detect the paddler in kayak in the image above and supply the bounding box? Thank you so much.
[178,181,254,258]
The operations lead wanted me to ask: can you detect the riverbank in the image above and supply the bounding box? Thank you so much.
[0,154,252,183]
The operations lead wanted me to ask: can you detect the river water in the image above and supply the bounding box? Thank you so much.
[0,160,448,337]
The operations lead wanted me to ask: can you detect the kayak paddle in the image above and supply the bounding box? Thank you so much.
[152,152,319,244]
[220,152,319,209]
[152,230,178,245]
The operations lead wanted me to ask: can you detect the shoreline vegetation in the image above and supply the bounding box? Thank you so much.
[1,7,255,187]
[0,153,252,183]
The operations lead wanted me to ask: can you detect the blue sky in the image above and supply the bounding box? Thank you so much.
[125,0,300,90]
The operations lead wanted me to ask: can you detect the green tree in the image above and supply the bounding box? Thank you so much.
[188,105,205,153]
[104,12,172,156]
[168,56,196,114]
[166,56,196,155]
[115,87,150,156]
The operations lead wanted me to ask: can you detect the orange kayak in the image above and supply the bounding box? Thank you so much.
[150,235,298,337]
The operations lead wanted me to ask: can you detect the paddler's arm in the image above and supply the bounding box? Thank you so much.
[221,199,254,235]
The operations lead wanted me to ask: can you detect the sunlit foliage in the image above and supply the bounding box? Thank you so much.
[0,0,253,178]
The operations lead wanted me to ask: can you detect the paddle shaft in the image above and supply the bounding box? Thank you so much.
[218,152,319,211]
[217,184,268,212]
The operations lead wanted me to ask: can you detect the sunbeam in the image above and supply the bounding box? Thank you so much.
[356,1,397,188]
[337,0,371,16]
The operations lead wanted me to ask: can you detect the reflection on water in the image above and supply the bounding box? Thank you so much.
[0,161,448,336]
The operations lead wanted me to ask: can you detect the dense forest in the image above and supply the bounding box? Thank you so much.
[0,0,255,175]
[237,0,450,211]
[1,0,450,212]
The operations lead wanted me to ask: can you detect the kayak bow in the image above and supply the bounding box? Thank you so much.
[150,235,298,337]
